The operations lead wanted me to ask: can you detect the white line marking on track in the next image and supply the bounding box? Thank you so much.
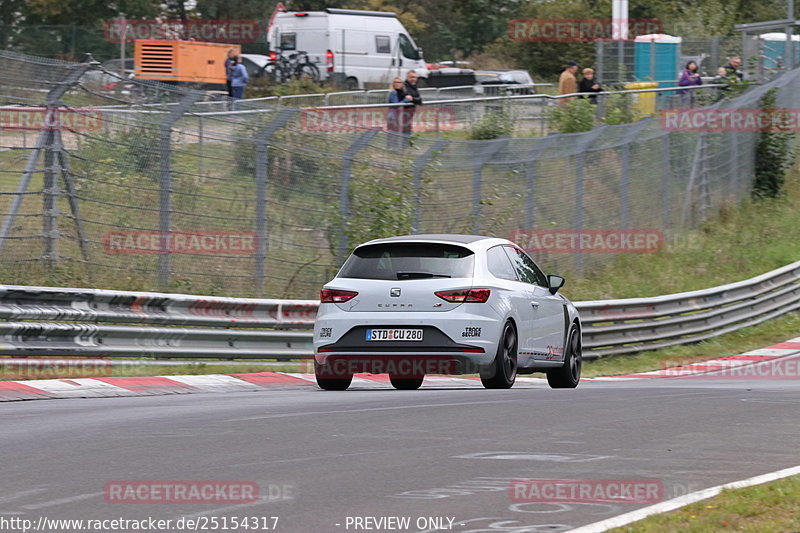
[0,488,49,506]
[22,491,104,510]
[566,464,800,533]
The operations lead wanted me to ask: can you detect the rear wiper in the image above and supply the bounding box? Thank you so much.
[396,272,451,280]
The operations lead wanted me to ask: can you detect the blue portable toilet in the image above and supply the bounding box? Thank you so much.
[759,32,800,68]
[634,34,682,87]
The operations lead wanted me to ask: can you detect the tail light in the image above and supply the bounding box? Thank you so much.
[269,51,277,62]
[434,289,491,303]
[320,288,358,303]
[326,49,334,73]
[294,12,309,17]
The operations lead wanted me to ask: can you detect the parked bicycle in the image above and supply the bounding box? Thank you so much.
[263,50,320,83]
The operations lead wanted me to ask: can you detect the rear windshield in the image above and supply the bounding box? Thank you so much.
[338,243,474,280]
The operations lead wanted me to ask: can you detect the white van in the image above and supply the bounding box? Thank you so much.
[266,8,429,89]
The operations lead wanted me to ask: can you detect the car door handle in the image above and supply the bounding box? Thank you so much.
[531,301,539,309]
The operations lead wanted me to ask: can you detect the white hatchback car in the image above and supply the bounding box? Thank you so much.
[313,235,582,390]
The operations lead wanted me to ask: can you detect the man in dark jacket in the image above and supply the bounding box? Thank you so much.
[400,70,422,144]
[723,56,744,80]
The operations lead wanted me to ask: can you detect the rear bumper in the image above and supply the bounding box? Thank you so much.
[314,325,493,373]
[314,309,503,358]
[314,353,490,377]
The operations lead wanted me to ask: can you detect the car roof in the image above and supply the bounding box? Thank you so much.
[240,54,269,67]
[362,234,498,245]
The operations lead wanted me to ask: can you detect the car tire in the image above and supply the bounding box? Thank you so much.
[345,77,359,90]
[315,361,353,391]
[389,375,424,390]
[547,324,582,389]
[481,321,517,389]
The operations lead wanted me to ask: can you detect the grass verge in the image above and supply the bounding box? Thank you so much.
[608,474,800,533]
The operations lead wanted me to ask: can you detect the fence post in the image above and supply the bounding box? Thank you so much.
[53,129,92,272]
[157,91,202,289]
[254,109,297,295]
[573,126,607,274]
[681,132,708,228]
[0,132,48,257]
[730,131,740,198]
[338,129,380,264]
[618,120,650,231]
[596,40,604,85]
[524,135,558,229]
[42,130,58,270]
[411,139,449,233]
[471,138,509,234]
[197,115,204,177]
[38,60,93,269]
[661,134,671,230]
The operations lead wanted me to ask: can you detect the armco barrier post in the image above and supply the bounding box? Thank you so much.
[254,109,297,295]
[158,91,202,289]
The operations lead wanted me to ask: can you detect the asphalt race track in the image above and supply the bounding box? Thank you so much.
[2,355,800,533]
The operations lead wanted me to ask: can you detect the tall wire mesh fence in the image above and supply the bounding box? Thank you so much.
[1,50,797,298]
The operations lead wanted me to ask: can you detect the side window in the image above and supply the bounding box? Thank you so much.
[279,33,296,51]
[398,34,419,60]
[504,246,548,286]
[375,35,391,54]
[487,246,518,281]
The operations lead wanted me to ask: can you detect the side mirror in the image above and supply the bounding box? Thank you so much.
[548,275,566,295]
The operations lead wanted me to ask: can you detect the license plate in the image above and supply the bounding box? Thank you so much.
[365,328,423,342]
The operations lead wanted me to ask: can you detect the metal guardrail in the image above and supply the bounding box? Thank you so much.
[2,259,798,361]
[0,287,316,360]
[577,259,800,358]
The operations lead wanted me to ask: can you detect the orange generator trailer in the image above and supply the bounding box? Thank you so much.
[134,39,240,88]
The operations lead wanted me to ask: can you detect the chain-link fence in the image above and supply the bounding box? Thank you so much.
[595,35,800,85]
[1,49,797,298]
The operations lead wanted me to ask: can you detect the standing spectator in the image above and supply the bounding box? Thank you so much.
[230,55,249,111]
[712,66,730,101]
[400,70,422,145]
[224,48,237,98]
[678,61,702,107]
[578,68,602,105]
[386,77,407,150]
[558,61,579,106]
[723,56,744,80]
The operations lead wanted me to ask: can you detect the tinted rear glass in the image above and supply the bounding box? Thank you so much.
[338,243,474,280]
